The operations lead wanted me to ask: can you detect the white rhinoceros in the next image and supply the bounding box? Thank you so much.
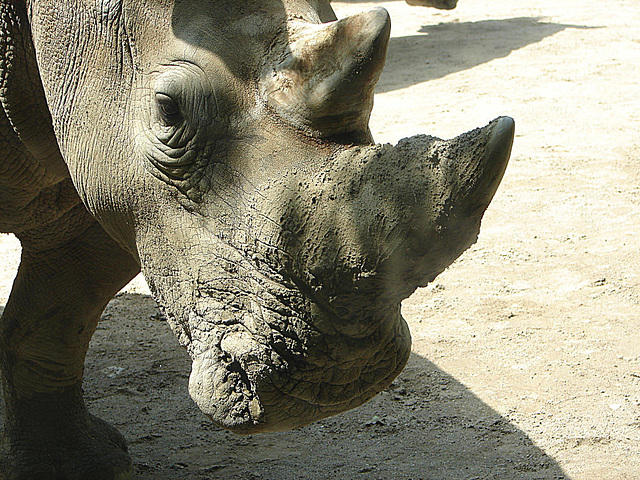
[0,1,511,478]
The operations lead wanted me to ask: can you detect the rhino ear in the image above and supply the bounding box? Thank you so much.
[0,1,69,182]
[261,8,390,142]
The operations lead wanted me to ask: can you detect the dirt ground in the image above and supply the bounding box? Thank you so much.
[1,0,640,478]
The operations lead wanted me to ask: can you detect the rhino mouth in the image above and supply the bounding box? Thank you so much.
[186,278,411,433]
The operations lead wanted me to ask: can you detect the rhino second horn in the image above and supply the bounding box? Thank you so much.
[263,8,391,140]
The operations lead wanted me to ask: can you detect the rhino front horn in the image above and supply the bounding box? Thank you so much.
[262,8,391,140]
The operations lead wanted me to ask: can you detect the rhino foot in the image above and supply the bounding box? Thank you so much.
[1,408,132,480]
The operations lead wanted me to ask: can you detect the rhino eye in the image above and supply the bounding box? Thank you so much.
[155,93,182,126]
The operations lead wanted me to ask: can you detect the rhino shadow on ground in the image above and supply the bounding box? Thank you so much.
[0,293,569,479]
[377,17,596,93]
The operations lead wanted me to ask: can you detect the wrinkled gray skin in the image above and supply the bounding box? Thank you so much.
[0,1,512,478]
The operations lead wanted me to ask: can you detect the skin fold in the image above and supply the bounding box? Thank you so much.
[0,0,512,478]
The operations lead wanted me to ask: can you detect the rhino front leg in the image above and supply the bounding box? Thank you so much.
[0,206,139,480]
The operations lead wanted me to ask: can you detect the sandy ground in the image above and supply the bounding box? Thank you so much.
[2,0,640,478]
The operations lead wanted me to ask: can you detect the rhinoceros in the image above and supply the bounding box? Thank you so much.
[0,1,512,478]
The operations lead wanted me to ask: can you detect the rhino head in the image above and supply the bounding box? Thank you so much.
[29,0,512,433]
